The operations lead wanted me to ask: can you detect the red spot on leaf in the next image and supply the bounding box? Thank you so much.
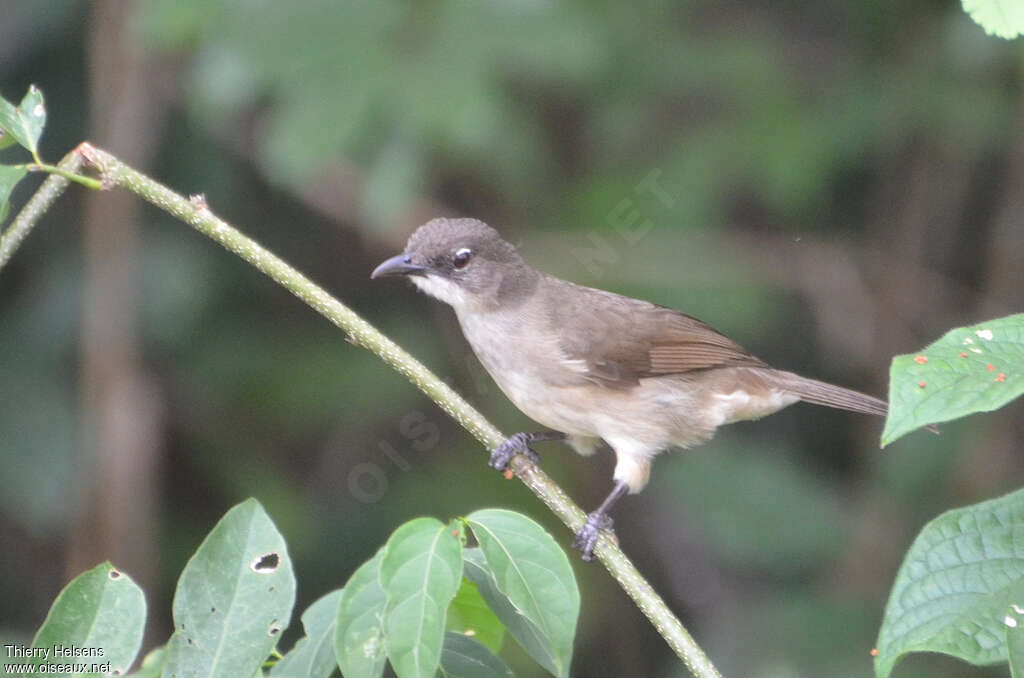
[918,381,927,389]
[958,352,968,358]
[996,373,1006,382]
[988,364,995,371]
[914,355,928,364]
[870,648,879,657]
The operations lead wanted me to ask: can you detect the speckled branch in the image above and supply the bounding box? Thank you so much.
[0,149,85,270]
[78,142,723,678]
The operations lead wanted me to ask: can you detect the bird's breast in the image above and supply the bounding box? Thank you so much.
[455,309,598,436]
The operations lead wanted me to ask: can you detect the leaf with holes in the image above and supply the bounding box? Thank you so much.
[334,550,387,678]
[445,576,505,654]
[270,589,341,678]
[0,86,46,155]
[962,0,1024,39]
[162,498,296,678]
[379,517,463,678]
[0,163,28,223]
[438,631,514,678]
[28,561,145,676]
[882,314,1024,446]
[466,509,579,678]
[875,487,1024,677]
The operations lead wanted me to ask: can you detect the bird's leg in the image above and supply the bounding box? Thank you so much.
[489,431,566,470]
[572,480,630,562]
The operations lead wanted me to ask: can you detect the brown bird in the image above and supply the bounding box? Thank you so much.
[373,218,896,560]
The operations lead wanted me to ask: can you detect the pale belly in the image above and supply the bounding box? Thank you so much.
[488,367,600,437]
[456,308,599,436]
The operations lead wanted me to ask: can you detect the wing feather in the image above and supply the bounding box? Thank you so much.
[546,278,765,386]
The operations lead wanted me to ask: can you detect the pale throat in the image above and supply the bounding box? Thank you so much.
[410,274,472,309]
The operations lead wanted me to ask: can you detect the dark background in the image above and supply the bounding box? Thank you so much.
[2,1,1022,676]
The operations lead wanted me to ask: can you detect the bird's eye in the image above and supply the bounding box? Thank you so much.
[453,248,472,269]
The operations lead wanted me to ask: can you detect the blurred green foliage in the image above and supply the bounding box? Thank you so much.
[133,0,1018,234]
[2,0,1023,676]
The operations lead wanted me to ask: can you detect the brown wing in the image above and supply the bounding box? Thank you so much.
[547,279,766,387]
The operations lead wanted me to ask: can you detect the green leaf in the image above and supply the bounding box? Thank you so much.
[270,589,342,678]
[0,163,28,223]
[445,577,505,655]
[28,561,146,677]
[466,509,579,678]
[962,0,1024,39]
[379,517,463,678]
[162,498,297,678]
[0,86,46,155]
[438,632,514,678]
[1006,603,1024,678]
[882,314,1024,446]
[462,549,556,675]
[874,487,1024,677]
[0,128,17,151]
[126,646,165,678]
[334,551,387,678]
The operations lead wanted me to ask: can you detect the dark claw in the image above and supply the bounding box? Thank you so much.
[489,432,541,471]
[572,511,614,562]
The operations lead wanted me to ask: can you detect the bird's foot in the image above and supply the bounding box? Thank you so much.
[489,432,541,471]
[572,510,615,562]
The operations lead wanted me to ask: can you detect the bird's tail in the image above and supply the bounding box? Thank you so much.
[772,371,888,417]
[761,370,939,434]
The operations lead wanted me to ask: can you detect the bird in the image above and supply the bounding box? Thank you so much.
[372,217,898,561]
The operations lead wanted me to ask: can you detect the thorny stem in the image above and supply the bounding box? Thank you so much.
[71,142,723,678]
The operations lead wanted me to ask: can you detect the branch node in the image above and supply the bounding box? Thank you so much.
[189,193,210,213]
[76,141,100,166]
[75,142,114,190]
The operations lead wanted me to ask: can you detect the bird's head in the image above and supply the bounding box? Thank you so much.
[371,218,537,311]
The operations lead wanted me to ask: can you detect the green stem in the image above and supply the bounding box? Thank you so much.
[0,149,86,270]
[31,162,104,190]
[79,143,723,678]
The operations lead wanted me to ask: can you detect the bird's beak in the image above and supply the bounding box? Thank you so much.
[371,253,428,279]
